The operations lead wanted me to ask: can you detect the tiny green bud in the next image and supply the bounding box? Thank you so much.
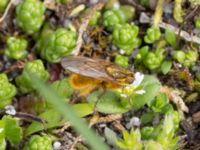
[89,11,101,26]
[114,54,129,68]
[173,50,185,64]
[183,50,198,68]
[135,46,149,63]
[141,127,154,140]
[103,9,126,31]
[119,5,135,21]
[144,26,161,44]
[195,17,200,29]
[151,93,168,113]
[144,51,164,70]
[23,135,53,150]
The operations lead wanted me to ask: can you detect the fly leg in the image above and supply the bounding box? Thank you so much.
[89,85,106,127]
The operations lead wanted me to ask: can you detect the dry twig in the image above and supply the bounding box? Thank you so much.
[72,2,105,56]
[0,0,14,24]
[192,111,200,123]
[160,86,189,113]
[159,22,200,44]
[89,114,122,127]
[43,0,57,10]
[69,135,83,150]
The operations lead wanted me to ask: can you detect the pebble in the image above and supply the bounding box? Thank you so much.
[139,12,151,24]
[53,141,61,150]
[126,117,141,129]
[5,105,16,116]
[90,0,99,4]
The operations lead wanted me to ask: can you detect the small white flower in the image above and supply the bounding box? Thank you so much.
[135,89,146,95]
[119,49,126,55]
[0,128,4,133]
[53,141,61,150]
[131,72,144,88]
[120,93,128,98]
[5,105,16,115]
[118,72,145,98]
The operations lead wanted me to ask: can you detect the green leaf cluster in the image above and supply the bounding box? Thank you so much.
[0,74,16,109]
[0,116,22,149]
[173,50,198,68]
[117,129,143,150]
[117,111,180,150]
[136,47,165,71]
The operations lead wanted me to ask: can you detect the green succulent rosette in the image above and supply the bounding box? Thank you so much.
[144,49,165,70]
[112,23,140,55]
[173,50,185,64]
[23,135,53,150]
[0,74,16,108]
[144,26,161,44]
[173,50,198,68]
[16,60,49,94]
[5,36,28,60]
[114,54,129,68]
[16,0,46,34]
[39,28,77,63]
[103,9,126,31]
[183,50,198,68]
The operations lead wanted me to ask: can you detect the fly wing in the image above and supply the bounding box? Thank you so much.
[61,56,115,81]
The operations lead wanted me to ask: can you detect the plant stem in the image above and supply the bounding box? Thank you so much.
[153,0,164,27]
